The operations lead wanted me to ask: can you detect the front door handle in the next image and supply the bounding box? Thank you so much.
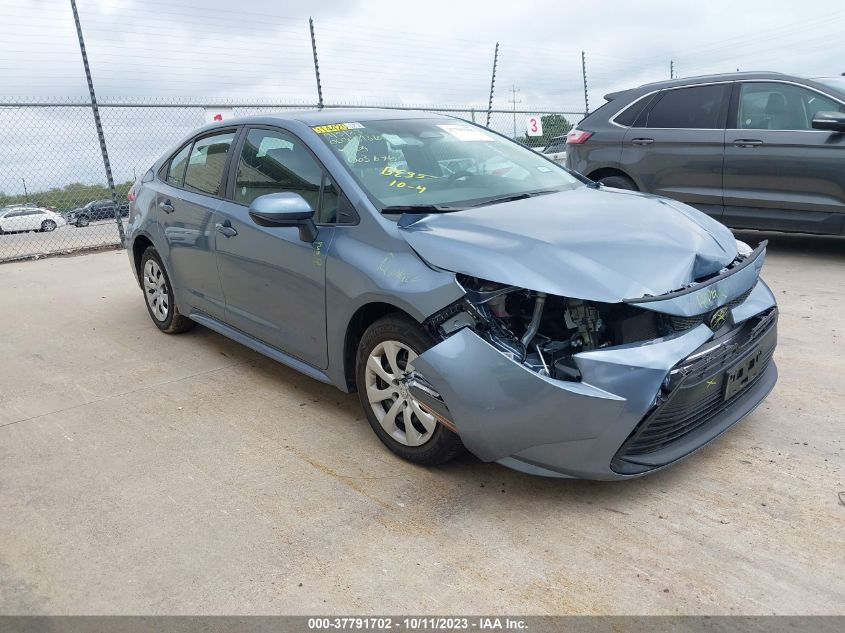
[631,137,654,146]
[733,139,763,148]
[159,200,174,213]
[215,221,238,238]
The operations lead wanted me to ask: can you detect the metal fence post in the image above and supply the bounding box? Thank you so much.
[581,50,589,115]
[69,0,125,246]
[485,42,499,127]
[309,17,324,109]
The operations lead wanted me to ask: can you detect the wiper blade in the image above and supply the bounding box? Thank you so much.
[469,189,561,208]
[380,204,465,214]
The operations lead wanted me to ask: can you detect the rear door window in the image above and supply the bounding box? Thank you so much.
[184,132,236,196]
[646,84,729,129]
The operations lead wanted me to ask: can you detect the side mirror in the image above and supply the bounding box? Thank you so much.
[248,192,317,242]
[811,111,845,133]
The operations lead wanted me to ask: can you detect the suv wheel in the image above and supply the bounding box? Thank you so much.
[140,247,195,334]
[356,314,464,466]
[598,175,638,191]
[76,215,90,227]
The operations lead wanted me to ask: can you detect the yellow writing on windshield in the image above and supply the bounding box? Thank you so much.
[380,166,436,180]
[389,180,427,194]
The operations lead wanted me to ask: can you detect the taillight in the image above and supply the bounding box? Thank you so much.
[565,129,593,145]
[127,187,136,202]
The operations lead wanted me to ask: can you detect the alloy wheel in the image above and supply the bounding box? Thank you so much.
[364,340,437,447]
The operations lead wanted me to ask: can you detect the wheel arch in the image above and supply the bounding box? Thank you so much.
[131,234,155,283]
[586,167,639,189]
[342,301,419,392]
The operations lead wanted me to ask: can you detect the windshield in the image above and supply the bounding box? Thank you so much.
[814,77,845,97]
[312,118,581,210]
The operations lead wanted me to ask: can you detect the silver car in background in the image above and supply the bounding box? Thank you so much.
[126,109,778,479]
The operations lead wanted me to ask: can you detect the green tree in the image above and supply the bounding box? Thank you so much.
[0,181,133,212]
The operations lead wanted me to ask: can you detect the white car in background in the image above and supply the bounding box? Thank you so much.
[0,206,66,233]
[542,135,567,163]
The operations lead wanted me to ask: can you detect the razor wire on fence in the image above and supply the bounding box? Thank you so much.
[0,99,582,263]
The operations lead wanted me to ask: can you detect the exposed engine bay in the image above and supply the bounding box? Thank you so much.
[425,274,746,382]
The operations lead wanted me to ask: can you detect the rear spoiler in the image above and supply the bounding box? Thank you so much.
[624,242,767,317]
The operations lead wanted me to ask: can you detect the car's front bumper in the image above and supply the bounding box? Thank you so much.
[411,281,778,480]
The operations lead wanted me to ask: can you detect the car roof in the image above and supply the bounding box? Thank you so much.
[194,108,455,133]
[603,71,845,102]
[604,71,793,100]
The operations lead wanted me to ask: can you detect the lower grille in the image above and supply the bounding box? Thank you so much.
[614,308,777,465]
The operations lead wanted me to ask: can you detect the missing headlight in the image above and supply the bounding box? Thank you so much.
[426,275,666,381]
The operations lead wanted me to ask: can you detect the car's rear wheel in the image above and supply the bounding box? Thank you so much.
[140,247,195,334]
[598,175,638,191]
[76,215,90,227]
[40,220,57,232]
[356,314,464,466]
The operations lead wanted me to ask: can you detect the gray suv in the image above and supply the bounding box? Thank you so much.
[565,72,845,235]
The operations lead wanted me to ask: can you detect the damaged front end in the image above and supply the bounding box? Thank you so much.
[405,242,778,479]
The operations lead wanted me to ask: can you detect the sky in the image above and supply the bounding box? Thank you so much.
[3,0,845,109]
[1,0,844,196]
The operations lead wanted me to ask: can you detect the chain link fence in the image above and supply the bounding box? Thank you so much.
[0,99,582,263]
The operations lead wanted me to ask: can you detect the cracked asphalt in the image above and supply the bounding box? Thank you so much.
[0,231,843,614]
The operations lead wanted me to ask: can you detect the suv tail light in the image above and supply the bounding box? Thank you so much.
[565,129,593,145]
[127,187,136,202]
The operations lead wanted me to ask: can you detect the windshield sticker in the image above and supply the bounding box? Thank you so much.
[312,122,364,134]
[437,124,493,142]
[536,165,553,172]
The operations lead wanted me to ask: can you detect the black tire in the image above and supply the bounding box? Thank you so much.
[76,215,90,227]
[355,313,464,466]
[139,247,195,334]
[40,220,57,232]
[597,175,638,191]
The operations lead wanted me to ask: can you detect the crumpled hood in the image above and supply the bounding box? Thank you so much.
[397,186,738,303]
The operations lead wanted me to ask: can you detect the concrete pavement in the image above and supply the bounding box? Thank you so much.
[0,233,843,615]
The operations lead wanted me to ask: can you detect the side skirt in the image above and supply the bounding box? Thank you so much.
[188,311,333,385]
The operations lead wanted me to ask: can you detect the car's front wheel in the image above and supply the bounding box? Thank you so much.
[356,314,464,466]
[76,215,90,227]
[140,247,195,334]
[40,220,57,232]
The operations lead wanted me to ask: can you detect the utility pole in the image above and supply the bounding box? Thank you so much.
[581,51,589,115]
[509,85,521,139]
[21,178,28,203]
[670,60,675,79]
[309,17,324,109]
[485,42,499,127]
[69,0,124,245]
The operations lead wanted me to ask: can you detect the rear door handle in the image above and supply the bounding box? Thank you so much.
[158,200,174,213]
[215,221,238,238]
[631,137,654,146]
[733,139,763,148]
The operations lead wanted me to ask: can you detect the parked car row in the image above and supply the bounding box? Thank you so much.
[564,71,845,235]
[0,198,130,235]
